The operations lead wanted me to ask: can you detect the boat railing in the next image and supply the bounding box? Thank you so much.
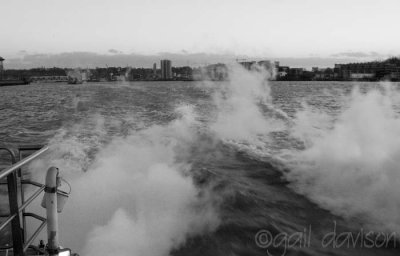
[0,145,49,255]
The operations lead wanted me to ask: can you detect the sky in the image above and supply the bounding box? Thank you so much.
[1,0,400,68]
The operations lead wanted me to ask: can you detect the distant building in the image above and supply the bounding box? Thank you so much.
[314,68,334,80]
[277,66,289,78]
[334,58,400,81]
[239,61,256,70]
[350,73,375,80]
[153,63,157,77]
[238,60,277,79]
[0,56,4,80]
[205,63,228,80]
[288,68,304,78]
[160,59,172,80]
[172,66,193,80]
[30,76,68,83]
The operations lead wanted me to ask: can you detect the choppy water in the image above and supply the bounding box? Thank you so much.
[1,68,400,256]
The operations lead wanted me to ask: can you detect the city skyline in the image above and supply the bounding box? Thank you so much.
[1,0,400,68]
[2,51,395,70]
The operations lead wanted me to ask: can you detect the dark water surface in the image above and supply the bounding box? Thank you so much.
[1,80,399,256]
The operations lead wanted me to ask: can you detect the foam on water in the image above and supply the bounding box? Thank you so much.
[287,85,400,232]
[29,105,220,256]
[203,66,400,234]
[204,66,400,234]
[208,64,285,155]
[22,68,400,255]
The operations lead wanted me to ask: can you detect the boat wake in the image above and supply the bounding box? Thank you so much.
[26,66,400,255]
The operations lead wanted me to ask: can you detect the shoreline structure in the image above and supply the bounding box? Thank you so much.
[2,57,400,83]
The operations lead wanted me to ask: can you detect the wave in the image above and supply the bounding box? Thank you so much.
[24,66,400,255]
[286,85,400,233]
[203,66,400,235]
[29,105,220,256]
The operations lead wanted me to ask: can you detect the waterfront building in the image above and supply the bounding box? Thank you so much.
[205,63,228,81]
[153,63,157,77]
[172,66,192,80]
[160,59,172,80]
[238,60,277,79]
[334,58,400,80]
[289,68,304,77]
[239,61,256,70]
[277,66,289,78]
[350,73,375,80]
[0,56,4,80]
[314,68,335,80]
[30,76,68,83]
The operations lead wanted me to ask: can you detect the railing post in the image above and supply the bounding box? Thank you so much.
[7,171,24,256]
[45,167,59,255]
[0,148,24,255]
[18,149,26,245]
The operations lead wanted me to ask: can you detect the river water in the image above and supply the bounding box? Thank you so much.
[1,67,399,256]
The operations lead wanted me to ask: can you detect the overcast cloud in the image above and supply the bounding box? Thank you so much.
[1,0,400,63]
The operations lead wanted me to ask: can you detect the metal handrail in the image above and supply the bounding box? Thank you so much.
[18,185,45,213]
[0,147,19,252]
[0,148,16,164]
[0,146,50,255]
[22,213,47,252]
[0,146,49,180]
[0,213,18,233]
[19,145,46,246]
